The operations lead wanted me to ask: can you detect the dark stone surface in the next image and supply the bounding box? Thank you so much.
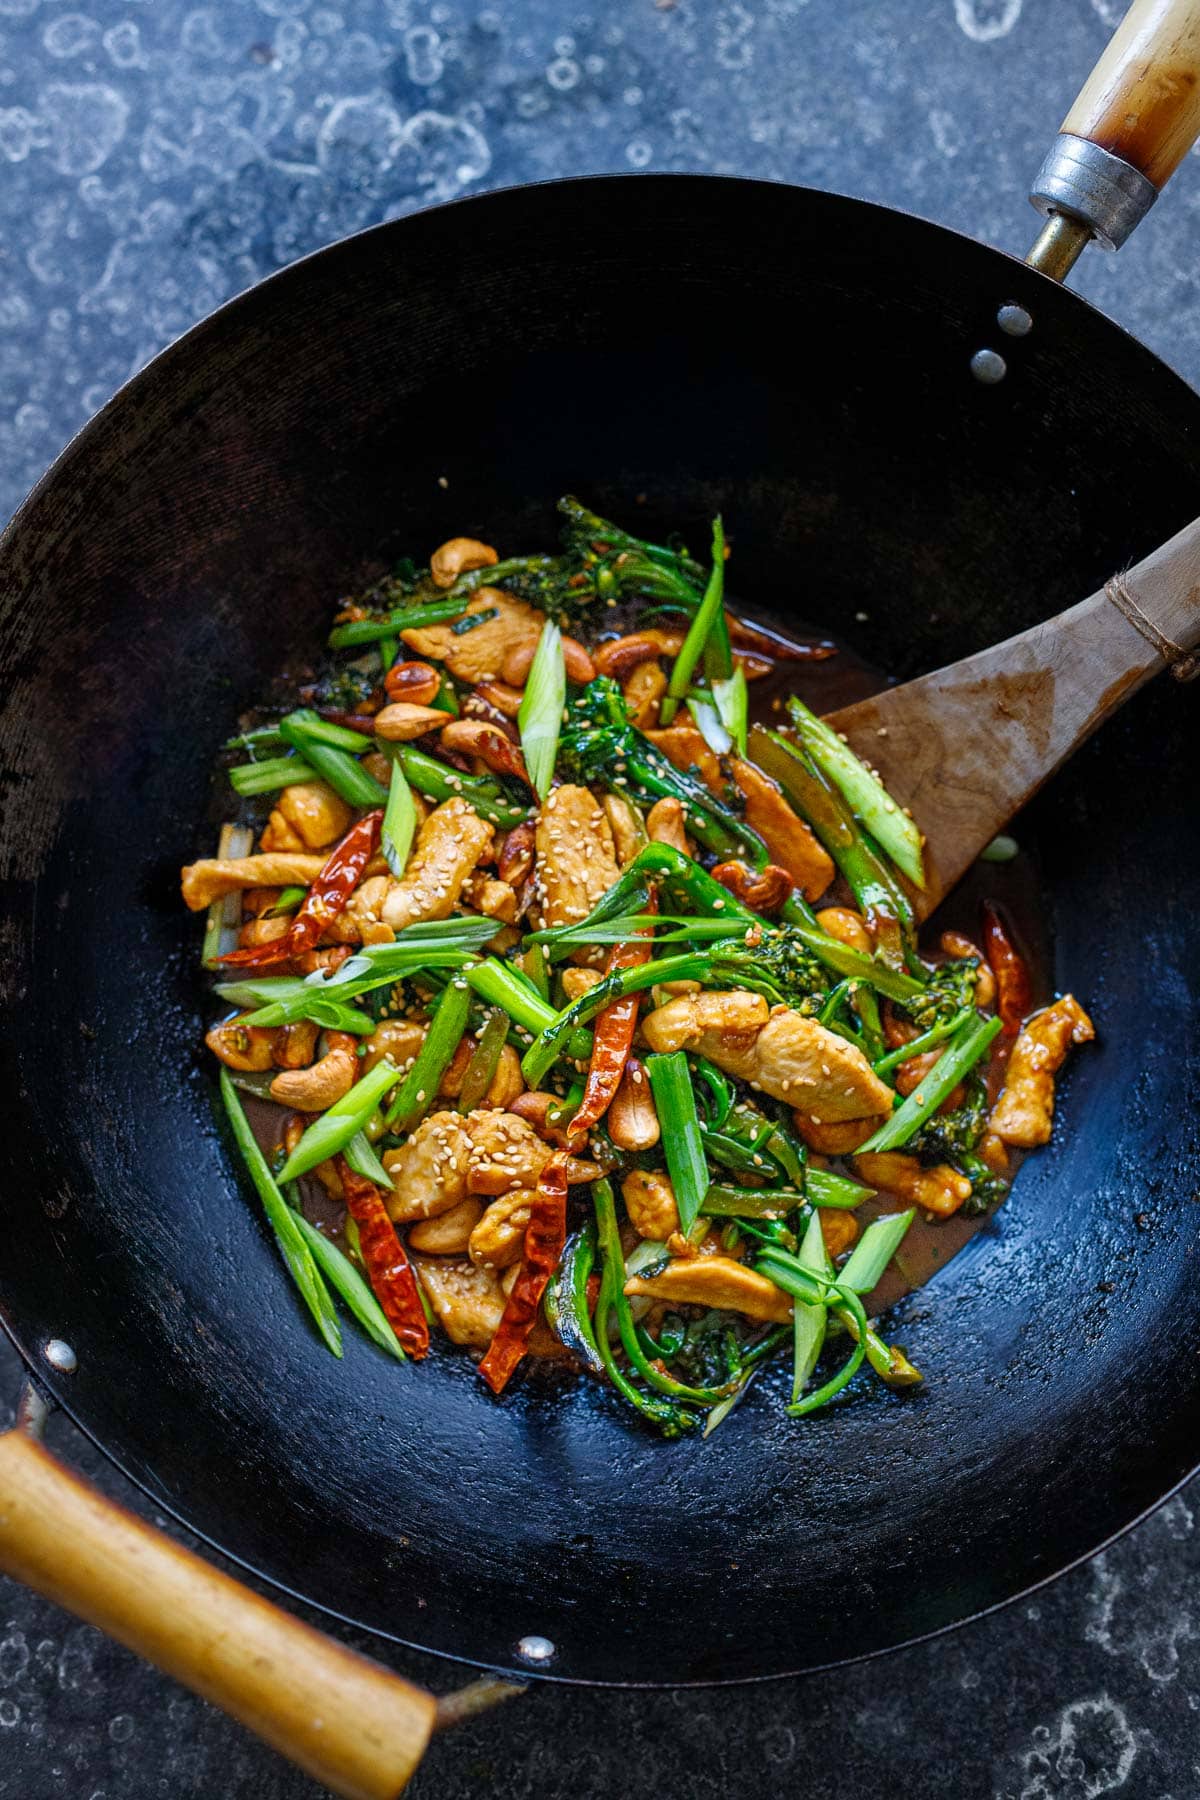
[2,0,1198,1795]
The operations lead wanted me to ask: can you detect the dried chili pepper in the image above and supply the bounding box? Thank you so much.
[980,899,1033,1038]
[219,809,382,969]
[478,1154,568,1395]
[336,1158,429,1359]
[567,901,656,1139]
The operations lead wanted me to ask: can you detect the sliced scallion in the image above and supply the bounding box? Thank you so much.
[384,978,470,1132]
[837,1208,916,1293]
[278,1058,401,1182]
[712,665,748,758]
[645,1051,709,1233]
[518,621,566,802]
[228,756,319,797]
[858,1013,1002,1152]
[286,1196,406,1361]
[661,516,725,725]
[785,696,925,889]
[381,756,417,879]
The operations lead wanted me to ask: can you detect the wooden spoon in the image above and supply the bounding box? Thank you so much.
[823,514,1200,921]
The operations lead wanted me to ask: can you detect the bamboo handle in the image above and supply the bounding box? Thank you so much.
[1063,0,1200,187]
[0,1430,437,1799]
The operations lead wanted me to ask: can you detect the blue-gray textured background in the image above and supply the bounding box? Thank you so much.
[3,0,1199,1795]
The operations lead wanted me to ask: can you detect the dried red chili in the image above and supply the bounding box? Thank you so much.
[478,1155,568,1395]
[981,900,1033,1038]
[219,809,382,969]
[336,1158,430,1359]
[567,905,656,1139]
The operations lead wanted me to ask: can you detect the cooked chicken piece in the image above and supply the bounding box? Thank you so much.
[362,1018,427,1075]
[262,782,352,853]
[462,871,519,926]
[322,873,394,945]
[258,811,306,854]
[380,797,494,930]
[181,853,324,911]
[621,1168,678,1240]
[401,589,544,684]
[792,1113,883,1155]
[561,966,604,1001]
[468,1189,536,1269]
[412,1255,507,1350]
[730,759,835,902]
[646,797,692,856]
[383,1111,473,1223]
[237,916,291,949]
[989,995,1095,1148]
[852,1153,972,1218]
[624,660,667,730]
[820,1211,859,1258]
[533,784,621,929]
[205,1014,276,1072]
[624,1256,792,1324]
[408,1197,483,1255]
[463,1111,552,1195]
[643,991,895,1121]
[602,792,645,868]
[645,724,724,796]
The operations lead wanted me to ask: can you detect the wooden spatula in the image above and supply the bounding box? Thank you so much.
[822,514,1200,922]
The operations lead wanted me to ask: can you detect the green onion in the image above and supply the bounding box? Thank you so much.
[787,1282,868,1416]
[858,1014,1002,1151]
[384,978,470,1132]
[837,1208,916,1293]
[979,833,1019,863]
[279,710,373,753]
[225,725,287,752]
[518,620,565,802]
[790,1211,831,1403]
[378,633,399,672]
[456,1007,508,1112]
[543,1222,604,1375]
[701,1184,802,1218]
[712,666,748,757]
[465,959,592,1062]
[286,1196,406,1361]
[785,696,925,890]
[327,596,469,649]
[388,744,529,830]
[264,885,307,918]
[523,943,550,1003]
[381,756,417,879]
[218,1070,341,1355]
[645,1052,709,1233]
[806,1167,875,1209]
[661,516,725,725]
[343,1130,392,1188]
[228,756,319,797]
[201,823,253,968]
[278,1058,402,1182]
[872,1006,975,1076]
[278,713,387,809]
[687,695,732,756]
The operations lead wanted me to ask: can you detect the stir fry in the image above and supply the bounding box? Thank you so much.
[182,499,1094,1436]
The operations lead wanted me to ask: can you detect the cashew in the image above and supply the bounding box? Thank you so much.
[408,1197,483,1255]
[621,1167,677,1239]
[594,630,683,681]
[608,1060,661,1153]
[373,702,449,741]
[237,916,291,949]
[647,796,691,855]
[384,660,441,707]
[485,1045,525,1110]
[712,859,794,915]
[474,680,524,718]
[269,1033,361,1110]
[815,906,872,954]
[507,1090,581,1147]
[439,718,529,786]
[206,1014,277,1072]
[273,1020,319,1070]
[469,1189,536,1269]
[497,822,536,887]
[623,660,667,730]
[430,537,498,589]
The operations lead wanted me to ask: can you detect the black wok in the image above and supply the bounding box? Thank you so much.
[0,6,1198,1791]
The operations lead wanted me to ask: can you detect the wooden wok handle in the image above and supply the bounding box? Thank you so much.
[1063,0,1200,189]
[0,1428,437,1799]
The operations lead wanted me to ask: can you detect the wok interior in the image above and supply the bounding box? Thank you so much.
[1,177,1197,1682]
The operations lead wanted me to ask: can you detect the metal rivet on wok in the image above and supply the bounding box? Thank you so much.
[515,1635,556,1665]
[997,303,1033,337]
[43,1339,77,1373]
[969,348,1007,384]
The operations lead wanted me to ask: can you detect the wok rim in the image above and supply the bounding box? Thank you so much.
[3,169,1198,1686]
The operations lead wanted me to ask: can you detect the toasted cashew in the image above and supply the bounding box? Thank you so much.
[430,537,499,589]
[468,1189,536,1269]
[816,907,872,954]
[206,1014,277,1072]
[497,821,536,887]
[474,680,525,718]
[269,1032,361,1110]
[408,1197,484,1254]
[621,1167,677,1238]
[384,660,441,707]
[373,702,448,741]
[594,630,683,681]
[439,717,530,785]
[713,859,794,915]
[608,1059,661,1152]
[273,1020,320,1070]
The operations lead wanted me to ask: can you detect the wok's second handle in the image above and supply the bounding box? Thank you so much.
[1030,0,1200,268]
[0,1429,437,1800]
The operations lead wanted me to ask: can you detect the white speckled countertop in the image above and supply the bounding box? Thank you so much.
[2,1,1199,1794]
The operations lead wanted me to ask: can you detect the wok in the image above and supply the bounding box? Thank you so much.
[0,0,1199,1792]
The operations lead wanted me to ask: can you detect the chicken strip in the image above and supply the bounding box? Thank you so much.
[644,724,724,796]
[532,783,621,928]
[401,590,544,684]
[852,1153,972,1218]
[260,781,352,854]
[642,990,895,1121]
[383,1111,474,1223]
[989,995,1095,1148]
[730,758,835,902]
[624,1255,792,1324]
[380,796,494,930]
[181,853,326,911]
